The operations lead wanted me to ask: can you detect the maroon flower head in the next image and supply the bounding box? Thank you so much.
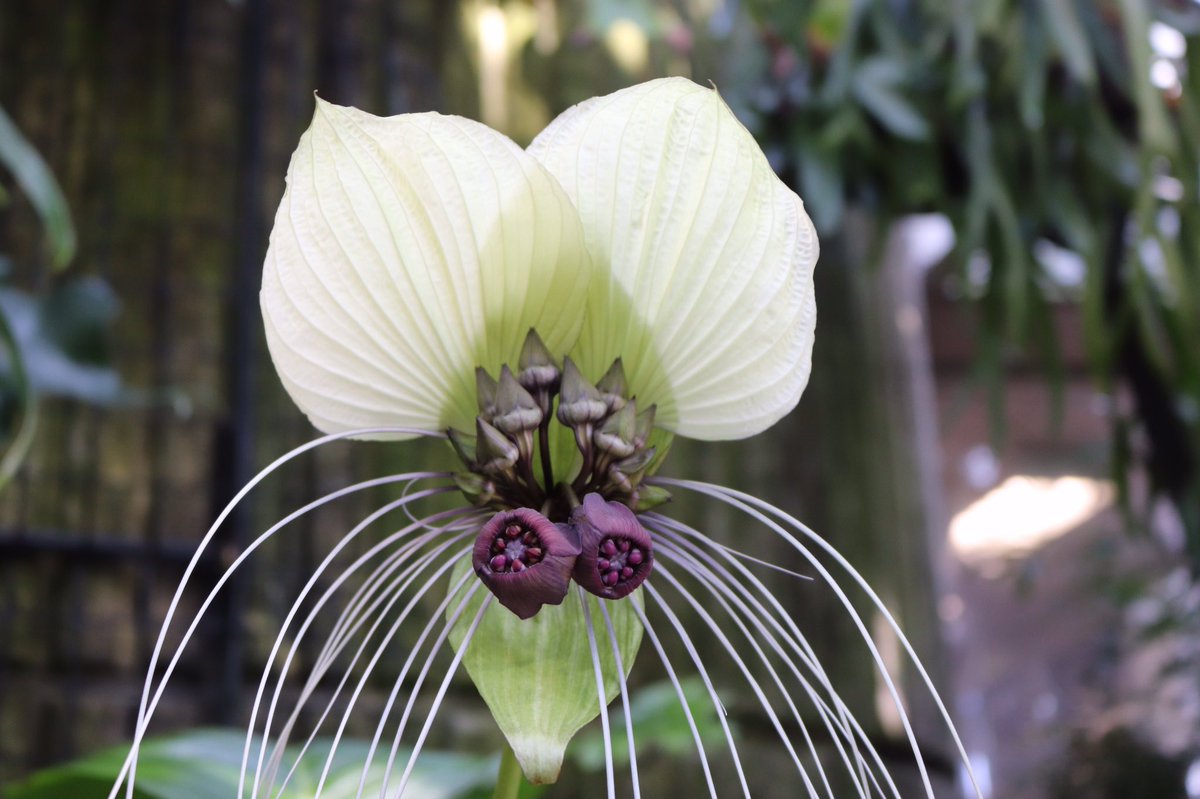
[473,508,581,619]
[571,492,653,600]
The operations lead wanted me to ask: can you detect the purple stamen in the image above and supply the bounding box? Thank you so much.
[571,493,654,600]
[472,507,581,619]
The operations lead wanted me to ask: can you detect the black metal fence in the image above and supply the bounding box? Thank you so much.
[0,0,452,780]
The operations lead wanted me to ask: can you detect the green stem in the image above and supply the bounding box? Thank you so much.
[493,745,524,799]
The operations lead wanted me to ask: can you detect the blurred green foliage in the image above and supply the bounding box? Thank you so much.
[6,678,719,798]
[0,104,121,490]
[733,0,1200,562]
[3,730,501,799]
[570,676,725,770]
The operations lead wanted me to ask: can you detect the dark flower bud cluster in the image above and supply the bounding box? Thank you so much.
[473,493,654,617]
[449,328,668,520]
[457,330,667,617]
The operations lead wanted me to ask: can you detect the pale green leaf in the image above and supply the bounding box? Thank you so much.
[447,556,643,784]
[0,105,75,271]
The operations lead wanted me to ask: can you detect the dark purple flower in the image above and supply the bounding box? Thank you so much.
[571,492,653,600]
[473,507,581,619]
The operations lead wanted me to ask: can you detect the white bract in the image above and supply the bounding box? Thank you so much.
[111,78,980,799]
[263,78,816,442]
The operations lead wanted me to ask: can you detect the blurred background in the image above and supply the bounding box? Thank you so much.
[1,0,1199,797]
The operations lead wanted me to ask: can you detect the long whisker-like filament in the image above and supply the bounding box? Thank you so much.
[316,502,475,663]
[244,498,466,796]
[647,515,894,798]
[628,601,719,798]
[392,595,494,797]
[649,520,893,799]
[654,538,865,799]
[637,586,752,797]
[260,523,480,796]
[303,513,482,687]
[599,601,640,799]
[112,428,444,799]
[656,500,926,798]
[123,474,452,799]
[647,568,822,799]
[652,477,983,799]
[377,580,485,797]
[263,531,463,797]
[580,589,616,799]
[312,558,475,798]
[696,542,815,583]
[290,517,478,714]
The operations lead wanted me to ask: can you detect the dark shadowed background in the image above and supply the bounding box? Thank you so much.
[2,2,1199,797]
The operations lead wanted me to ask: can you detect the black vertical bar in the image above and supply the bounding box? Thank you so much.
[316,0,355,106]
[130,0,185,735]
[212,0,267,723]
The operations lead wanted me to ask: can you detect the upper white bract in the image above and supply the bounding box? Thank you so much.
[262,78,818,441]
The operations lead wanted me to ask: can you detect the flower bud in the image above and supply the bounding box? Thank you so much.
[446,427,476,468]
[454,472,496,505]
[593,401,636,459]
[492,365,543,435]
[556,358,608,427]
[613,446,656,477]
[475,417,519,477]
[633,403,656,449]
[634,484,671,512]
[595,358,628,412]
[517,328,561,395]
[571,492,653,600]
[472,508,581,619]
[476,367,499,419]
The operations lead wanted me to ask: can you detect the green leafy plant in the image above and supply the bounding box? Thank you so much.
[10,679,719,799]
[742,0,1200,562]
[0,104,122,489]
[5,729,500,799]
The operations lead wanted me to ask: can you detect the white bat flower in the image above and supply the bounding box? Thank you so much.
[111,78,980,799]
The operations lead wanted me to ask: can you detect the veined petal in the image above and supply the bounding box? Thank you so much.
[529,78,818,440]
[262,99,592,439]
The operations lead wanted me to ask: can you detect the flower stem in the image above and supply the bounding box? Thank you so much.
[537,413,555,493]
[493,744,525,799]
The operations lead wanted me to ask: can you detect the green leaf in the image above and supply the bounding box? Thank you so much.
[852,58,930,141]
[0,306,36,492]
[990,182,1029,342]
[809,0,853,46]
[40,275,119,366]
[1041,0,1096,85]
[1018,10,1048,130]
[6,729,499,799]
[0,284,122,405]
[795,142,845,233]
[1117,0,1175,153]
[0,104,76,271]
[8,730,246,799]
[572,677,727,770]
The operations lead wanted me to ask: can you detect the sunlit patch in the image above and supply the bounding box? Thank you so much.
[1187,757,1200,797]
[476,5,509,129]
[1150,22,1187,60]
[604,19,648,74]
[949,475,1114,561]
